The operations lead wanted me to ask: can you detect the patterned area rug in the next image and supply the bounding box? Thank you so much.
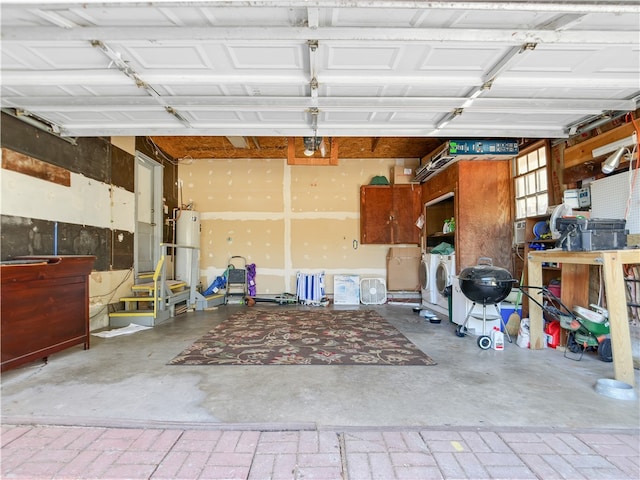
[168,309,436,366]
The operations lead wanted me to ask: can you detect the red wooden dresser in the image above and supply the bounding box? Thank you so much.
[1,255,95,372]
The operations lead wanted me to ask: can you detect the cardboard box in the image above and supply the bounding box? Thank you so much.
[391,165,417,184]
[386,246,421,291]
[563,187,591,209]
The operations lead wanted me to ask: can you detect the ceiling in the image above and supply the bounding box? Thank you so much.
[1,1,639,160]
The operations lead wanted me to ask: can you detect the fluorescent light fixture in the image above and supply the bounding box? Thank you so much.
[425,191,454,207]
[592,132,637,158]
[226,136,249,148]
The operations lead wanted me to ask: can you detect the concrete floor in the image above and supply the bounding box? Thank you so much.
[1,303,639,431]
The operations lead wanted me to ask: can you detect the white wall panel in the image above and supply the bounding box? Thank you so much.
[110,185,136,232]
[591,170,640,235]
[1,169,134,232]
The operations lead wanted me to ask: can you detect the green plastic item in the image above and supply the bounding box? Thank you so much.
[431,242,454,255]
[370,175,390,185]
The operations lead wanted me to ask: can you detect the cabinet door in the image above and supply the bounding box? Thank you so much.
[391,185,421,244]
[360,185,392,244]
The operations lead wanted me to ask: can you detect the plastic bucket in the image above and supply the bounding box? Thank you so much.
[547,283,561,298]
[595,379,638,401]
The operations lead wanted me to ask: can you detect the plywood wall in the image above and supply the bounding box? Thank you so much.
[179,157,414,294]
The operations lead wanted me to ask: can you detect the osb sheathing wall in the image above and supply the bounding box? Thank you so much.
[179,157,416,294]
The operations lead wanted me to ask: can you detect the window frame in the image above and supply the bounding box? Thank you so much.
[513,140,551,221]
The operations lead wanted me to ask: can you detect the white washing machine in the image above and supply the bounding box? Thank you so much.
[434,253,455,310]
[419,253,439,306]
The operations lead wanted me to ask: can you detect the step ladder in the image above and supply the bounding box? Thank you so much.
[109,243,224,328]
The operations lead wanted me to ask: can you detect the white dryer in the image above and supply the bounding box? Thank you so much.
[419,253,439,306]
[434,253,455,310]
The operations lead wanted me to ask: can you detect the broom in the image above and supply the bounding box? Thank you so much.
[506,272,524,337]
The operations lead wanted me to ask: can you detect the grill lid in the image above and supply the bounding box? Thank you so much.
[458,257,513,285]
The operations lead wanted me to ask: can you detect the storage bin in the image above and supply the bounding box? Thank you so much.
[547,283,561,298]
[555,217,627,251]
[500,303,522,332]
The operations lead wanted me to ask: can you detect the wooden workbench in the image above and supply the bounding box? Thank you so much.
[528,248,639,386]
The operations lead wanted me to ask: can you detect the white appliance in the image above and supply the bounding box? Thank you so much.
[513,220,526,246]
[360,278,387,305]
[451,277,501,335]
[419,253,439,306]
[434,253,455,310]
[175,210,200,283]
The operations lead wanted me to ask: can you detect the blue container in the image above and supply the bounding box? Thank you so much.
[500,304,522,332]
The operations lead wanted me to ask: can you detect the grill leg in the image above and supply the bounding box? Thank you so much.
[477,303,493,349]
[456,302,477,337]
[462,302,476,329]
[481,304,488,336]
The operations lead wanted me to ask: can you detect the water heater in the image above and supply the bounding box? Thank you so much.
[175,211,200,283]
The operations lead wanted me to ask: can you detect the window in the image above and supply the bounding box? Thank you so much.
[514,142,549,220]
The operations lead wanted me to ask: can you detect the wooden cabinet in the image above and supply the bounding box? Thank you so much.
[1,255,95,372]
[360,184,421,244]
[422,160,512,272]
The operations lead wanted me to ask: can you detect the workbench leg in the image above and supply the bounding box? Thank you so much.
[527,257,545,350]
[602,254,636,387]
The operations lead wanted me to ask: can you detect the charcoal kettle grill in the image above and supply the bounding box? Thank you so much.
[456,257,516,349]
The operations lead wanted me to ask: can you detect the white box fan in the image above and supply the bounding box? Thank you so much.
[360,278,387,305]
